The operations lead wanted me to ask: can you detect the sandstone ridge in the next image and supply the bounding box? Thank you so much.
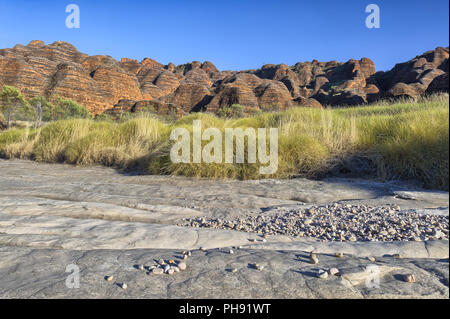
[0,41,448,115]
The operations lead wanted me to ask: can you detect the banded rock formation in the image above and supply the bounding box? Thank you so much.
[0,41,448,117]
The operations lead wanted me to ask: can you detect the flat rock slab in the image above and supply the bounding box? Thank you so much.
[0,159,448,298]
[1,160,448,221]
[0,247,447,299]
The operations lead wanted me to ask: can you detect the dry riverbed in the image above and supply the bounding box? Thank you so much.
[0,159,448,298]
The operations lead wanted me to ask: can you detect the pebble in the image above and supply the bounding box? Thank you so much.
[328,268,340,276]
[317,270,328,279]
[231,268,238,273]
[403,274,416,283]
[393,254,402,259]
[158,259,166,265]
[120,283,127,290]
[137,264,144,271]
[178,262,187,271]
[164,265,171,273]
[309,254,319,264]
[335,252,344,258]
[229,249,235,255]
[105,275,114,282]
[178,204,449,242]
[172,266,180,273]
[368,257,376,262]
[200,247,206,251]
[251,263,264,271]
[167,268,175,275]
[151,268,164,275]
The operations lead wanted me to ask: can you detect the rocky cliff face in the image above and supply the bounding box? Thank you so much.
[0,41,448,116]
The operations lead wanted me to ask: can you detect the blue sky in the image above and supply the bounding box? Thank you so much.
[0,0,448,71]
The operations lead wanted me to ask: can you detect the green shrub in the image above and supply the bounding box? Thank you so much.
[52,98,91,120]
[217,104,245,118]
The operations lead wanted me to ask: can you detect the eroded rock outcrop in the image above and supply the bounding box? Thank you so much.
[0,41,448,116]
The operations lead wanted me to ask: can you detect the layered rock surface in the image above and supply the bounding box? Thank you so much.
[0,159,448,298]
[0,41,448,116]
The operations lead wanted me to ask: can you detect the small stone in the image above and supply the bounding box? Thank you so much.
[172,266,180,273]
[200,247,206,251]
[393,254,402,259]
[178,262,187,271]
[158,259,166,265]
[317,270,328,279]
[105,275,114,282]
[120,283,128,290]
[167,268,175,275]
[249,238,257,242]
[164,265,171,273]
[403,274,416,283]
[229,249,234,255]
[309,254,319,264]
[328,268,340,276]
[187,251,192,257]
[137,264,144,271]
[368,257,376,262]
[335,252,344,258]
[231,268,238,273]
[151,268,164,275]
[257,265,264,271]
[168,259,175,264]
[183,254,188,260]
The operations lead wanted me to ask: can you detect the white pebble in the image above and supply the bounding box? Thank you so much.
[164,264,171,273]
[151,268,164,275]
[328,268,340,276]
[178,262,187,271]
[310,254,319,264]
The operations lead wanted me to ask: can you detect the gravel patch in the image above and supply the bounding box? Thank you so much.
[178,203,449,242]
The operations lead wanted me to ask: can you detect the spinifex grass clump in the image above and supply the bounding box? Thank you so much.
[65,117,169,168]
[0,94,448,190]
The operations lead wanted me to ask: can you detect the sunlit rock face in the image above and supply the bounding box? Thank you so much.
[0,41,448,115]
